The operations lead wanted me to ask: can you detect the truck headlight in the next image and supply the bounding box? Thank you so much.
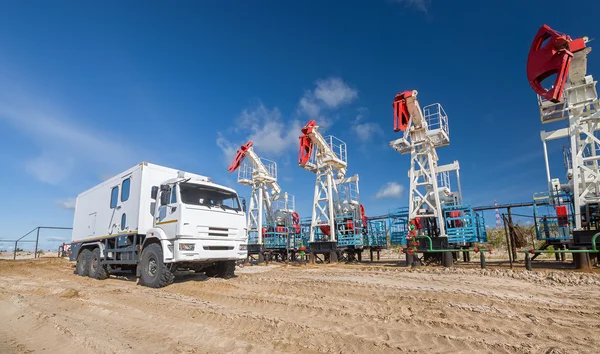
[239,244,247,251]
[179,243,195,251]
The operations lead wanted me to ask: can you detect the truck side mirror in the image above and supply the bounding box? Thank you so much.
[241,198,247,213]
[151,186,158,200]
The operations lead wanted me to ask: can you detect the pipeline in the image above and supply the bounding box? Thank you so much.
[406,235,491,253]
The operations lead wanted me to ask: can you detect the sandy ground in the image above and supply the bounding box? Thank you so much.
[1,258,600,354]
[0,252,62,260]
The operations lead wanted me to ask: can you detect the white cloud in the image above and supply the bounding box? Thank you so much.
[57,198,76,210]
[47,236,68,242]
[313,77,358,108]
[218,77,358,165]
[216,133,239,166]
[299,96,321,119]
[216,101,301,164]
[393,0,430,13]
[297,77,358,127]
[376,182,405,199]
[26,154,75,185]
[352,108,383,142]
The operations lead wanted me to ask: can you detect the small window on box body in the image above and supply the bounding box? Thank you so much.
[110,186,119,209]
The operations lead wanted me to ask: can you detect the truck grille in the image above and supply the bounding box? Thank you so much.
[208,227,229,237]
[203,246,234,251]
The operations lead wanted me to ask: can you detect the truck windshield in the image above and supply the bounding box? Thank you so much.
[179,183,241,211]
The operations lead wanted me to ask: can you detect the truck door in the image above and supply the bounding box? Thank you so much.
[156,185,179,237]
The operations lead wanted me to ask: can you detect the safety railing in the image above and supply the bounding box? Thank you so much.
[336,213,364,247]
[324,135,347,164]
[388,207,409,246]
[442,204,478,244]
[257,157,277,180]
[423,103,450,147]
[475,212,488,242]
[263,224,290,249]
[365,219,387,247]
[532,190,573,241]
[237,161,254,184]
[336,180,360,211]
[535,216,572,241]
[247,230,259,245]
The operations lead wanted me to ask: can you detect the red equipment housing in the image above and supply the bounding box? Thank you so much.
[526,24,587,102]
[360,204,368,233]
[556,205,569,227]
[292,211,301,233]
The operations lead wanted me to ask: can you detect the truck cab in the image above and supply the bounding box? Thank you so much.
[152,177,248,264]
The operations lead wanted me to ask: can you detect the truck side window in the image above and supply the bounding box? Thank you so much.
[170,186,177,204]
[160,187,170,206]
[110,186,119,209]
[121,213,126,230]
[121,178,131,202]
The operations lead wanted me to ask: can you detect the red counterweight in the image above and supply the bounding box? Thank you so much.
[228,141,253,172]
[393,91,413,132]
[298,120,316,165]
[526,24,587,103]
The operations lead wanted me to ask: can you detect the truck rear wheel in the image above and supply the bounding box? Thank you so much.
[220,260,236,279]
[204,265,218,277]
[140,243,174,288]
[204,261,235,278]
[76,249,91,276]
[88,248,109,280]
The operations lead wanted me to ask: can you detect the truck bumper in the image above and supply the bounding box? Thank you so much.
[166,238,247,263]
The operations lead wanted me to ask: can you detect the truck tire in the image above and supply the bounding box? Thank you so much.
[76,249,91,276]
[140,243,174,288]
[204,265,218,277]
[88,248,109,280]
[205,261,235,278]
[220,260,236,279]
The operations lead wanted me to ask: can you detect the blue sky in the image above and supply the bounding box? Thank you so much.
[1,0,598,250]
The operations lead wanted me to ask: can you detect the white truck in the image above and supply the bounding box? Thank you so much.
[69,162,248,288]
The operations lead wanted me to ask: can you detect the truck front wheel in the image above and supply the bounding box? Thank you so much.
[76,249,91,276]
[140,243,174,288]
[88,248,109,280]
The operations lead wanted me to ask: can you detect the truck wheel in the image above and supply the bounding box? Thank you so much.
[76,249,91,276]
[88,248,109,280]
[140,243,174,288]
[218,260,236,279]
[204,264,218,277]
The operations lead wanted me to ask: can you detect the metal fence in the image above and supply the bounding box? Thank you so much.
[0,226,72,260]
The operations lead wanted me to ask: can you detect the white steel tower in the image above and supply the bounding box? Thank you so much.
[228,141,281,247]
[298,120,359,245]
[528,25,599,233]
[389,90,459,237]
